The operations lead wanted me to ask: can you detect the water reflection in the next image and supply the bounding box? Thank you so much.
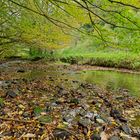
[77,70,140,97]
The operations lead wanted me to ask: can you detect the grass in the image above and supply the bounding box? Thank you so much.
[51,38,140,70]
[56,49,140,70]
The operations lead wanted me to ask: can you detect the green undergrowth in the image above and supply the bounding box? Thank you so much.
[57,51,140,70]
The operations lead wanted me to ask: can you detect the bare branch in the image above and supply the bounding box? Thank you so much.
[108,0,140,10]
[82,0,108,46]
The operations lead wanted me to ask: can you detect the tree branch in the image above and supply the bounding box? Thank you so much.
[72,0,140,31]
[108,0,140,10]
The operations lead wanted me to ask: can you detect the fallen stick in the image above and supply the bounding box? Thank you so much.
[0,117,38,123]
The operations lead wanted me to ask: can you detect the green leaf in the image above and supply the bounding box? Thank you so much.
[34,106,43,116]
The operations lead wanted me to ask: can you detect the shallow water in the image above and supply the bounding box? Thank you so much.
[1,60,140,97]
[75,70,140,97]
[22,69,140,97]
[26,69,140,97]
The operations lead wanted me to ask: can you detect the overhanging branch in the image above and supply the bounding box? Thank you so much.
[108,0,140,10]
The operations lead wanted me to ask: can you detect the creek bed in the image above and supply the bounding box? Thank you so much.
[0,60,140,139]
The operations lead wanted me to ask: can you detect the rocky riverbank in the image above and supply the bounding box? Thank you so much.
[0,61,140,139]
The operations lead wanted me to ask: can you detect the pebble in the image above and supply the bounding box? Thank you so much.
[96,118,105,124]
[90,134,101,140]
[53,128,71,139]
[110,109,122,119]
[121,125,131,134]
[109,136,119,140]
[78,118,91,127]
[6,90,17,98]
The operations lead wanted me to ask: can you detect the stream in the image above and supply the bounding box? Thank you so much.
[75,70,140,97]
[1,60,140,98]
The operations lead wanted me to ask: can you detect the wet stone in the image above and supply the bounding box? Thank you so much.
[63,114,74,123]
[78,118,91,127]
[81,103,90,110]
[53,128,71,140]
[85,111,94,119]
[79,109,87,116]
[6,90,18,98]
[110,109,122,119]
[95,117,105,124]
[69,109,78,117]
[119,117,128,123]
[90,134,101,140]
[121,125,131,134]
[109,136,120,140]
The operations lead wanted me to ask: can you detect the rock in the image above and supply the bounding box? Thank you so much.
[121,125,131,134]
[94,115,105,124]
[85,112,94,119]
[17,69,25,73]
[78,118,91,128]
[63,114,74,123]
[81,103,90,110]
[69,109,78,117]
[90,134,101,140]
[120,132,136,140]
[53,128,71,139]
[6,90,17,98]
[119,117,127,123]
[109,136,120,140]
[96,118,105,124]
[110,109,122,119]
[51,102,57,106]
[79,109,87,116]
[104,99,112,107]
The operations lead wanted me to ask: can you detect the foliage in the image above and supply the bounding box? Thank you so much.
[0,0,140,58]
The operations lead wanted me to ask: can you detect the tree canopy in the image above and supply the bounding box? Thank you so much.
[0,0,140,56]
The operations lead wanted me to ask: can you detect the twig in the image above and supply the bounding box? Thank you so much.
[0,117,38,123]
